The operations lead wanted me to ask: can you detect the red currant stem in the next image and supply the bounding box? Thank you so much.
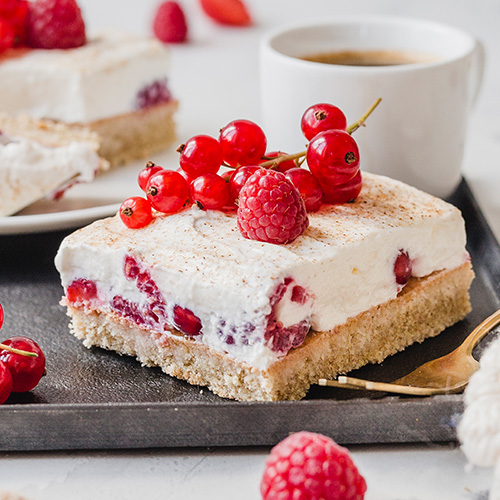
[0,342,38,358]
[346,97,382,135]
[260,151,306,169]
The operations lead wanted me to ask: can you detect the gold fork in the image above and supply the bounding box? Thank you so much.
[318,308,500,396]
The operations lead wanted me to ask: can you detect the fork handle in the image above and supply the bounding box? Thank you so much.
[461,308,500,356]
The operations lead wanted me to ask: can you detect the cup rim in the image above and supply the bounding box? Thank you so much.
[260,15,477,72]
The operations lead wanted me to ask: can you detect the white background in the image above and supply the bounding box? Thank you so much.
[1,0,499,498]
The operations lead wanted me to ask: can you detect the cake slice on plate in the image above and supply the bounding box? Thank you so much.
[54,172,473,401]
[0,113,105,217]
[0,30,177,167]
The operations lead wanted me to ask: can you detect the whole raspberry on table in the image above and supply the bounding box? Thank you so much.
[261,431,367,500]
[237,168,309,245]
[153,1,188,43]
[0,0,28,47]
[26,0,86,49]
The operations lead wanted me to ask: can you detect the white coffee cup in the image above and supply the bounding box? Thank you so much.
[259,17,484,198]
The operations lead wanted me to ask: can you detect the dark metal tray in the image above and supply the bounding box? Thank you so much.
[0,179,499,451]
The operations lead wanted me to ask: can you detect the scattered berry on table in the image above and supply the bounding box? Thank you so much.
[153,1,188,44]
[237,168,309,245]
[0,360,13,404]
[27,0,86,49]
[261,431,367,500]
[0,337,46,393]
[199,0,252,26]
[0,303,3,330]
[120,197,153,229]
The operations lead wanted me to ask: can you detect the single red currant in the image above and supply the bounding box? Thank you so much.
[394,250,412,286]
[301,103,347,141]
[0,361,12,404]
[322,170,362,204]
[219,119,267,167]
[120,197,153,229]
[177,167,196,184]
[229,165,261,200]
[147,170,189,214]
[284,168,323,212]
[190,173,230,210]
[307,129,360,188]
[0,303,3,330]
[0,337,46,393]
[221,169,238,209]
[138,161,164,192]
[261,151,297,173]
[178,134,223,178]
[173,305,202,336]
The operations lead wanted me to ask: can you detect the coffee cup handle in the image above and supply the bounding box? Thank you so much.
[470,38,486,108]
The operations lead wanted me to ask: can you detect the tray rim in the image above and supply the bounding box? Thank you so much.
[0,177,498,451]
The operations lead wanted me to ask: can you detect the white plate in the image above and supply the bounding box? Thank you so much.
[0,151,177,235]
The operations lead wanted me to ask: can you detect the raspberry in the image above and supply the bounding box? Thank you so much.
[199,0,252,26]
[0,0,28,47]
[0,17,15,51]
[261,431,367,500]
[153,1,188,44]
[26,0,86,49]
[237,169,309,245]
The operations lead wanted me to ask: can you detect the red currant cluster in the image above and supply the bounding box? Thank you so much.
[120,99,380,244]
[0,0,86,53]
[0,303,46,404]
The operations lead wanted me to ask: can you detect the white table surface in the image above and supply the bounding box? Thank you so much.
[1,0,499,498]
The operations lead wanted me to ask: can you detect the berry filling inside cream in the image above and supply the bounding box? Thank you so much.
[55,173,469,370]
[0,31,172,124]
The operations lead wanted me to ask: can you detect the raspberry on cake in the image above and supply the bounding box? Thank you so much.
[54,172,474,401]
[0,29,178,167]
[0,113,104,216]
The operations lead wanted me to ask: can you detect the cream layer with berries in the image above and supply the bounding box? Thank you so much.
[55,173,474,400]
[0,31,177,166]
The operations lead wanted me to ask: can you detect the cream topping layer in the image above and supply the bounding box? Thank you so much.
[0,31,170,123]
[55,173,469,369]
[0,135,100,216]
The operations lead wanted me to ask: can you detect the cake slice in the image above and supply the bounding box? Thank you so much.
[0,113,105,217]
[54,173,474,401]
[0,31,177,167]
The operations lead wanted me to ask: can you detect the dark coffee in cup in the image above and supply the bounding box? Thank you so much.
[301,49,438,66]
